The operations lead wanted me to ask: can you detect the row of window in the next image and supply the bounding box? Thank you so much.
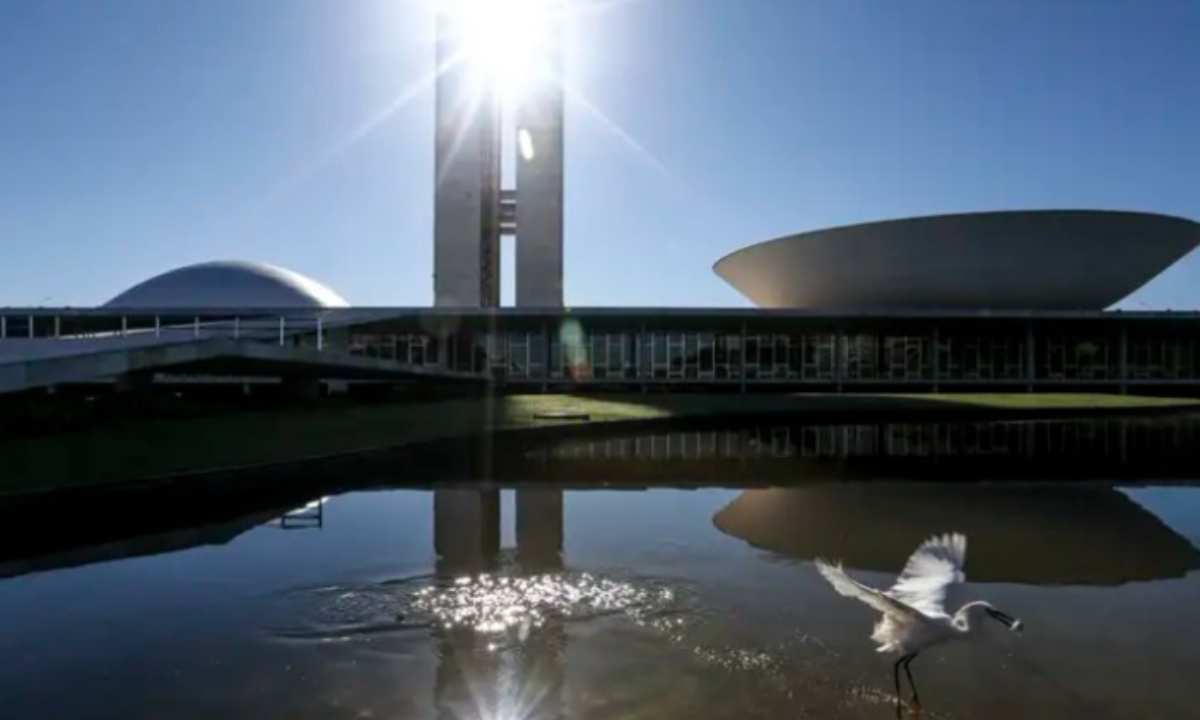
[347,329,1200,382]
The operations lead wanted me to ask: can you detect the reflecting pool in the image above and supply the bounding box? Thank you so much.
[2,416,1199,719]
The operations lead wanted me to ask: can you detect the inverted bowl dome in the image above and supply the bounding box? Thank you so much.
[712,485,1200,585]
[714,210,1200,310]
[105,260,349,309]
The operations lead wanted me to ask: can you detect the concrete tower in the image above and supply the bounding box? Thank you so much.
[433,3,564,308]
[514,16,565,308]
[433,11,502,308]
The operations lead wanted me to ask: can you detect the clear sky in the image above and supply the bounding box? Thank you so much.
[1,0,1198,308]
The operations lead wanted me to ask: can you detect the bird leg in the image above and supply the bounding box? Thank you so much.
[893,656,904,716]
[903,654,921,710]
[892,654,914,715]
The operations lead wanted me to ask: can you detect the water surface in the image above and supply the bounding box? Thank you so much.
[2,416,1200,719]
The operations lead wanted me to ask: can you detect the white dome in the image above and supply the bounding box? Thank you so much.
[104,261,350,309]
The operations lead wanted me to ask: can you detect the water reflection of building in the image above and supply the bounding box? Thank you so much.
[535,418,1200,463]
[275,497,324,529]
[432,488,565,720]
[434,489,502,574]
[433,489,564,574]
[712,485,1200,585]
[0,506,287,579]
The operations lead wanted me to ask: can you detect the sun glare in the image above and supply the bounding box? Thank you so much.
[440,0,561,105]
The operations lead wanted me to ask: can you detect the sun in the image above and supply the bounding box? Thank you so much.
[438,0,562,106]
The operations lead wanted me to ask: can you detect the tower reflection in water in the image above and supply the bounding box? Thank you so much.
[432,488,565,720]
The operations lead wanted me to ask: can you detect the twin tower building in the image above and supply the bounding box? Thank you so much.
[433,7,564,309]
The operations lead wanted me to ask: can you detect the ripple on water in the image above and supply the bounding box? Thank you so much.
[266,571,687,643]
[262,570,881,715]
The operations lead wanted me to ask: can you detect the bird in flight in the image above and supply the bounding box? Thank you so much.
[815,532,1022,715]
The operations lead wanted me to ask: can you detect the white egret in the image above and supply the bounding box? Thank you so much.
[816,533,1023,713]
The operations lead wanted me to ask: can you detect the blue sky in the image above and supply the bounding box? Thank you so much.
[1,0,1197,308]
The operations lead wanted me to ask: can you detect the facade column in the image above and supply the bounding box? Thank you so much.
[1119,322,1129,395]
[876,329,884,383]
[739,320,747,394]
[1025,319,1036,393]
[931,325,940,392]
[638,322,647,393]
[542,320,551,392]
[834,327,844,393]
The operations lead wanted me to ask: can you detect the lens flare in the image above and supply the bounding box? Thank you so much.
[518,128,536,160]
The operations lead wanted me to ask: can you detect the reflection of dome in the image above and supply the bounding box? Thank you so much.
[104,261,349,308]
[712,485,1200,585]
[714,210,1200,310]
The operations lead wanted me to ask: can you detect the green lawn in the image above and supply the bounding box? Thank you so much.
[3,392,1197,496]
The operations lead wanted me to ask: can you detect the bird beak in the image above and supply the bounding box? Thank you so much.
[986,608,1023,632]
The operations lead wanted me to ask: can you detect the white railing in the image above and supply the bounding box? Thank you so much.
[0,311,334,352]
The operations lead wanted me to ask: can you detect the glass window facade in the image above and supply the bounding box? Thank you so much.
[338,316,1200,388]
[8,310,1198,390]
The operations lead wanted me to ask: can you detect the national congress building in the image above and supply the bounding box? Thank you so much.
[3,6,1200,397]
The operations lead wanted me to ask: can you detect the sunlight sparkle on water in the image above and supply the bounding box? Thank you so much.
[412,571,672,634]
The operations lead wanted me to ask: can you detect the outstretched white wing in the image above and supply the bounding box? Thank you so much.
[815,560,922,622]
[887,532,967,616]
